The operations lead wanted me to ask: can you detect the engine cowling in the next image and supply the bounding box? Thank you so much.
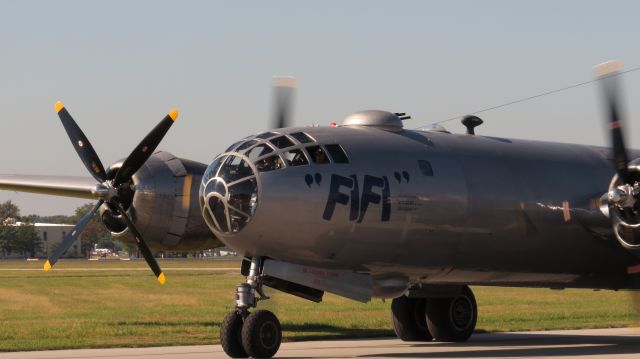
[100,151,222,251]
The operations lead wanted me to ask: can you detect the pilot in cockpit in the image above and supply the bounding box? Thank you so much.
[256,155,283,172]
[310,146,329,164]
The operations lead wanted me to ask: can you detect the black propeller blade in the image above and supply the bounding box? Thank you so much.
[45,102,177,284]
[114,110,178,186]
[114,202,166,284]
[272,76,297,129]
[595,61,633,184]
[44,199,104,271]
[55,102,107,183]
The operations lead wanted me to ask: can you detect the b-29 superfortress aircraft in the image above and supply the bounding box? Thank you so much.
[0,61,639,358]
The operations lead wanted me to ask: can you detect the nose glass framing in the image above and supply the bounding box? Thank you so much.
[200,154,258,235]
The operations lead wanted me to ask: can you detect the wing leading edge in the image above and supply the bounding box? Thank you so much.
[0,175,97,199]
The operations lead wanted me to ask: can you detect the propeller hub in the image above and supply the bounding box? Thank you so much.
[608,183,640,208]
[91,182,117,200]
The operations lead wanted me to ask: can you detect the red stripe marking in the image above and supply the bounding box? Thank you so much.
[628,264,640,274]
[610,120,622,129]
[562,201,571,222]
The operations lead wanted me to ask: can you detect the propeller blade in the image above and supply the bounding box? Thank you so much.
[113,109,179,186]
[114,202,166,284]
[55,102,107,183]
[272,76,297,129]
[43,199,103,271]
[595,61,633,184]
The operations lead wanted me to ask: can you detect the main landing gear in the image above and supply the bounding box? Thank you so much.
[391,285,477,342]
[221,257,282,358]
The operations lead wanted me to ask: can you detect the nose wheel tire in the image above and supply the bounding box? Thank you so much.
[220,311,248,358]
[391,296,432,341]
[241,310,282,358]
[425,286,477,342]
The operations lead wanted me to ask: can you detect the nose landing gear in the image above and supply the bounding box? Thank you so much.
[220,257,282,358]
[220,311,247,358]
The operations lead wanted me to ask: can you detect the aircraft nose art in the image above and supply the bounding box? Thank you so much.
[199,154,258,235]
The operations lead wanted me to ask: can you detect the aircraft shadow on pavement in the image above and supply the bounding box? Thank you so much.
[359,332,640,358]
[281,323,394,341]
[109,321,394,341]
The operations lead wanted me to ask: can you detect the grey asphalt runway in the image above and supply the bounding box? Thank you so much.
[1,328,639,359]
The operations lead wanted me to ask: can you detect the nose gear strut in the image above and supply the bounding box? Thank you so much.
[220,257,282,358]
[236,258,270,312]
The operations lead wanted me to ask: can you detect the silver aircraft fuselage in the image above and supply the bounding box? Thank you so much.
[200,125,640,296]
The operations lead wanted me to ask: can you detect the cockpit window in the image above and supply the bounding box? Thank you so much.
[218,156,253,183]
[283,149,309,167]
[200,152,259,236]
[255,131,278,139]
[202,155,227,184]
[204,178,227,197]
[269,135,295,149]
[225,141,242,152]
[255,154,284,172]
[202,205,215,230]
[229,210,250,233]
[290,132,315,144]
[235,140,258,152]
[244,143,274,161]
[228,178,258,217]
[207,196,229,233]
[324,144,349,163]
[305,145,330,164]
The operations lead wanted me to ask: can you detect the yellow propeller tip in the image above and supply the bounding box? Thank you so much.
[272,76,298,88]
[54,101,65,113]
[157,272,166,285]
[168,109,179,122]
[43,260,52,272]
[595,60,623,77]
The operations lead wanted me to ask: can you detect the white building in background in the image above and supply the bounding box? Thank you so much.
[1,222,82,259]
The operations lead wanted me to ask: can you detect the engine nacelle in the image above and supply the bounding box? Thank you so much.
[100,151,222,251]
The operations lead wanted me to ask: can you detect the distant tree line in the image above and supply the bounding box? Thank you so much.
[0,201,41,257]
[0,200,217,259]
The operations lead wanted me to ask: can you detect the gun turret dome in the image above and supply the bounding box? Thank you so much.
[342,110,404,131]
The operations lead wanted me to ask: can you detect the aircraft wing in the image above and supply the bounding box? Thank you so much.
[0,175,97,199]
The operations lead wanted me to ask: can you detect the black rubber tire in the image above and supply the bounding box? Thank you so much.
[220,311,248,358]
[241,310,282,358]
[391,296,432,341]
[425,286,477,342]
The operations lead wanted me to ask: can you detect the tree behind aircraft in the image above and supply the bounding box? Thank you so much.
[0,200,41,258]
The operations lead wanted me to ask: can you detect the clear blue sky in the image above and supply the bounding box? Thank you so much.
[1,0,640,215]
